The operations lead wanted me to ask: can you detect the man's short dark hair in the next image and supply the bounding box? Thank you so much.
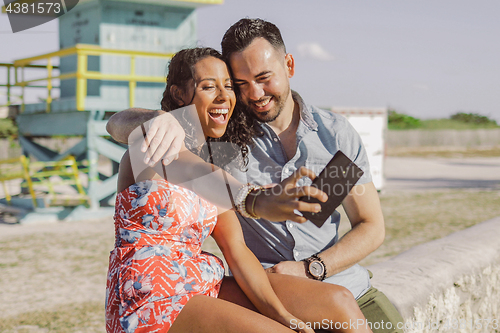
[221,18,286,61]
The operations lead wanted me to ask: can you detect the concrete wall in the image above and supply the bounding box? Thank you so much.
[386,129,500,148]
[368,216,500,333]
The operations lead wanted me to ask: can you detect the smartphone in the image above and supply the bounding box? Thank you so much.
[299,151,364,227]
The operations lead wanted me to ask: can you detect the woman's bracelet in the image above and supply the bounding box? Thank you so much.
[249,187,263,219]
[235,183,264,219]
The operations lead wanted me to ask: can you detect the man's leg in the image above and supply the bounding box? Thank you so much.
[357,286,404,333]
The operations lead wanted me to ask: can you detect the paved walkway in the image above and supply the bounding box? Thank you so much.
[384,156,500,192]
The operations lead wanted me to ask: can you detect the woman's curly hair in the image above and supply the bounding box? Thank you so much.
[160,47,259,169]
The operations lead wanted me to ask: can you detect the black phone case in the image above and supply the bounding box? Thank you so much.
[299,151,364,228]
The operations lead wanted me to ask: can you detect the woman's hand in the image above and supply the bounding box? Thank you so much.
[253,167,328,223]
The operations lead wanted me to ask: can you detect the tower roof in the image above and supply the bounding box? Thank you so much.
[77,0,223,8]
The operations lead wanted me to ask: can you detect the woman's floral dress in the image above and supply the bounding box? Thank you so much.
[105,179,225,333]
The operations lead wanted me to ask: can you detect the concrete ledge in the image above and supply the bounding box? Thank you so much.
[368,216,500,329]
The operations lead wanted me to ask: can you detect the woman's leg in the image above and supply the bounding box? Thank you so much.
[218,274,373,333]
[169,294,296,333]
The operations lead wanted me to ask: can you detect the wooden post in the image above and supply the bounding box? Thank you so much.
[76,53,87,111]
[129,56,136,108]
[46,58,53,113]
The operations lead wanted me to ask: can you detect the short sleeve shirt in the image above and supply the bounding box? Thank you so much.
[229,91,372,299]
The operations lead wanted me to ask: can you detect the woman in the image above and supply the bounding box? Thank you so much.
[105,48,372,333]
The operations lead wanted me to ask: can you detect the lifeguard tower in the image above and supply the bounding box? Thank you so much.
[1,0,223,223]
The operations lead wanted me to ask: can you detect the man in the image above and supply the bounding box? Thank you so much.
[108,18,403,333]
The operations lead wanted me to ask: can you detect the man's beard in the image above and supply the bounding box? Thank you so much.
[244,86,290,123]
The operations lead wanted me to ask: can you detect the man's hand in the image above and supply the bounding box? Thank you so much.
[140,112,185,166]
[253,167,328,223]
[265,260,309,279]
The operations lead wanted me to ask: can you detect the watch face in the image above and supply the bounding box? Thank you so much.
[309,261,324,278]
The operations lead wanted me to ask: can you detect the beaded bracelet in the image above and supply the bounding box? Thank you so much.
[235,183,263,219]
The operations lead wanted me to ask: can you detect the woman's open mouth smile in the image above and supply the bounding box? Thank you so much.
[208,108,229,125]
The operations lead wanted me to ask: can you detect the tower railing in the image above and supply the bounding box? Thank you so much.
[5,44,173,112]
[0,62,58,108]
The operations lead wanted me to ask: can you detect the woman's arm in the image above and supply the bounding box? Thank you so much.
[212,210,314,333]
[117,149,161,193]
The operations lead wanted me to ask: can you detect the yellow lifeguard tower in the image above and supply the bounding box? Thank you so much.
[0,0,223,222]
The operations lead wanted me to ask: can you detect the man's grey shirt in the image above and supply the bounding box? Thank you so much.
[229,91,372,299]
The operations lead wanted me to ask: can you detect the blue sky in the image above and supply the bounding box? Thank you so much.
[1,0,499,121]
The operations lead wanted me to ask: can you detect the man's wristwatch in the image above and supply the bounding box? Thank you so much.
[303,254,327,281]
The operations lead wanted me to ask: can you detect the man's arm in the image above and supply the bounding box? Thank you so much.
[107,108,185,166]
[319,181,385,276]
[107,108,163,144]
[267,181,385,278]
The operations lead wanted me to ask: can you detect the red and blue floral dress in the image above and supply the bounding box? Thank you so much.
[105,179,225,333]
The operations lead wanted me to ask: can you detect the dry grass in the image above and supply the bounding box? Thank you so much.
[1,190,499,332]
[358,190,500,266]
[0,219,114,333]
[0,302,105,333]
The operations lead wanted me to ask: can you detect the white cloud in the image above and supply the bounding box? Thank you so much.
[296,42,334,61]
